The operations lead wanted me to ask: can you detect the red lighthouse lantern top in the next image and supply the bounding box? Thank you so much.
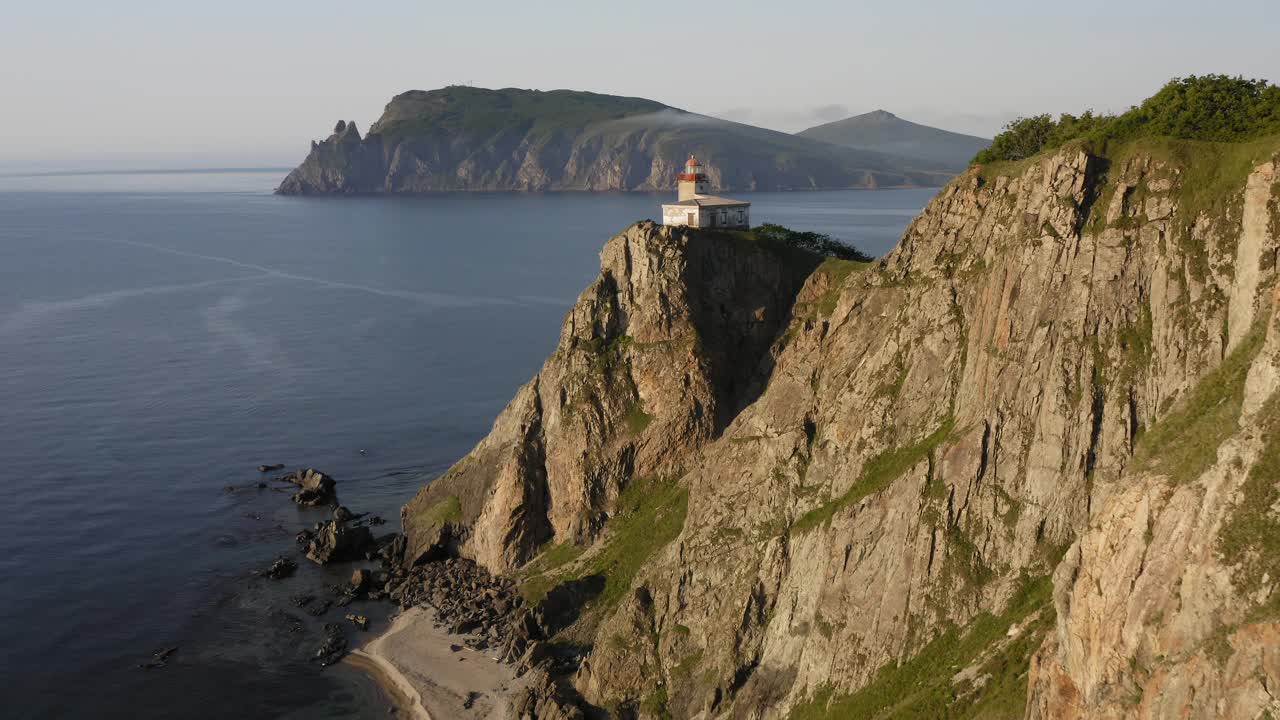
[678,154,705,181]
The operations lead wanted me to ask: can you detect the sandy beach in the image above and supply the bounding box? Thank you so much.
[347,606,523,720]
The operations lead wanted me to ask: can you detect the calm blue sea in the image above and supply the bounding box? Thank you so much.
[0,169,935,719]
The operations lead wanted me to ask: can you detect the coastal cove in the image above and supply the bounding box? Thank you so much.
[0,170,933,719]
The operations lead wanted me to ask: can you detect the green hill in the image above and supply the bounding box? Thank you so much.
[796,110,990,171]
[277,87,954,194]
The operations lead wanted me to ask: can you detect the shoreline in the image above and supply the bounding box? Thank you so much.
[344,646,431,720]
[348,606,521,720]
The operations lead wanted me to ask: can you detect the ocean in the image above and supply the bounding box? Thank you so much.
[0,169,935,718]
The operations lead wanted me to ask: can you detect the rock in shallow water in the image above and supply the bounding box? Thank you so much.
[305,520,372,564]
[313,624,346,666]
[136,646,179,670]
[259,556,297,580]
[284,468,337,507]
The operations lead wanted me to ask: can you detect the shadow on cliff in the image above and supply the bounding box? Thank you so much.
[536,574,606,636]
[681,228,826,433]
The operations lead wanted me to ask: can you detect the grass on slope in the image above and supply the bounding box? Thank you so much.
[1132,323,1266,485]
[814,257,866,317]
[411,494,461,529]
[792,418,955,534]
[1219,391,1280,613]
[787,575,1054,720]
[519,474,688,610]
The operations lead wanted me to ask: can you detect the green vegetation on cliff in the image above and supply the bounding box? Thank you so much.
[1220,391,1280,611]
[792,418,955,533]
[974,75,1280,164]
[412,494,461,529]
[520,474,688,609]
[1133,323,1266,484]
[752,224,874,262]
[788,575,1055,720]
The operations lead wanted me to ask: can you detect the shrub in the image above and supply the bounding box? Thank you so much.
[973,75,1280,164]
[753,223,873,262]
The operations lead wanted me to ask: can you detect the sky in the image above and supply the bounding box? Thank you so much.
[2,0,1278,172]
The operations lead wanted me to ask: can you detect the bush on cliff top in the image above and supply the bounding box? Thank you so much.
[973,75,1280,164]
[753,223,873,262]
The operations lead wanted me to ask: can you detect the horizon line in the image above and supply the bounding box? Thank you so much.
[0,166,292,179]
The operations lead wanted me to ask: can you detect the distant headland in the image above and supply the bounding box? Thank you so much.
[274,86,958,195]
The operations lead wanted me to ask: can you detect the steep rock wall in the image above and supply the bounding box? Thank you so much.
[401,222,818,572]
[400,140,1280,719]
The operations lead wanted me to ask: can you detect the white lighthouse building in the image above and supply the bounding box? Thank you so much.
[661,155,750,229]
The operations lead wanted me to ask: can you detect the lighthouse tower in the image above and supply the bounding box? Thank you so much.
[677,154,712,200]
[661,153,751,229]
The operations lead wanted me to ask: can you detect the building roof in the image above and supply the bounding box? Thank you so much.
[663,195,751,208]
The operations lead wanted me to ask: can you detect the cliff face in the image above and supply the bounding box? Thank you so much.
[402,222,819,572]
[401,137,1280,718]
[1028,158,1280,719]
[275,87,953,195]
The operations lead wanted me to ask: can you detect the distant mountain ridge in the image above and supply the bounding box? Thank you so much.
[797,109,990,170]
[275,87,954,195]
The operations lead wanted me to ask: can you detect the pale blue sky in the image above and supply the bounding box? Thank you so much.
[2,0,1277,171]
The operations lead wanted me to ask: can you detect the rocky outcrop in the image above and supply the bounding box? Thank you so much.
[399,138,1280,718]
[285,468,337,507]
[305,519,372,564]
[276,121,388,195]
[276,87,952,195]
[401,221,819,571]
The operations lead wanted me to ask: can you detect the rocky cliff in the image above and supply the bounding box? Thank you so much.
[275,87,952,194]
[400,130,1280,719]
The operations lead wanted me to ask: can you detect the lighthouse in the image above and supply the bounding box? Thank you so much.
[677,155,712,200]
[661,154,751,229]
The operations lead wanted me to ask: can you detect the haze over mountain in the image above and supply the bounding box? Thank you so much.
[276,87,954,195]
[798,109,992,170]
